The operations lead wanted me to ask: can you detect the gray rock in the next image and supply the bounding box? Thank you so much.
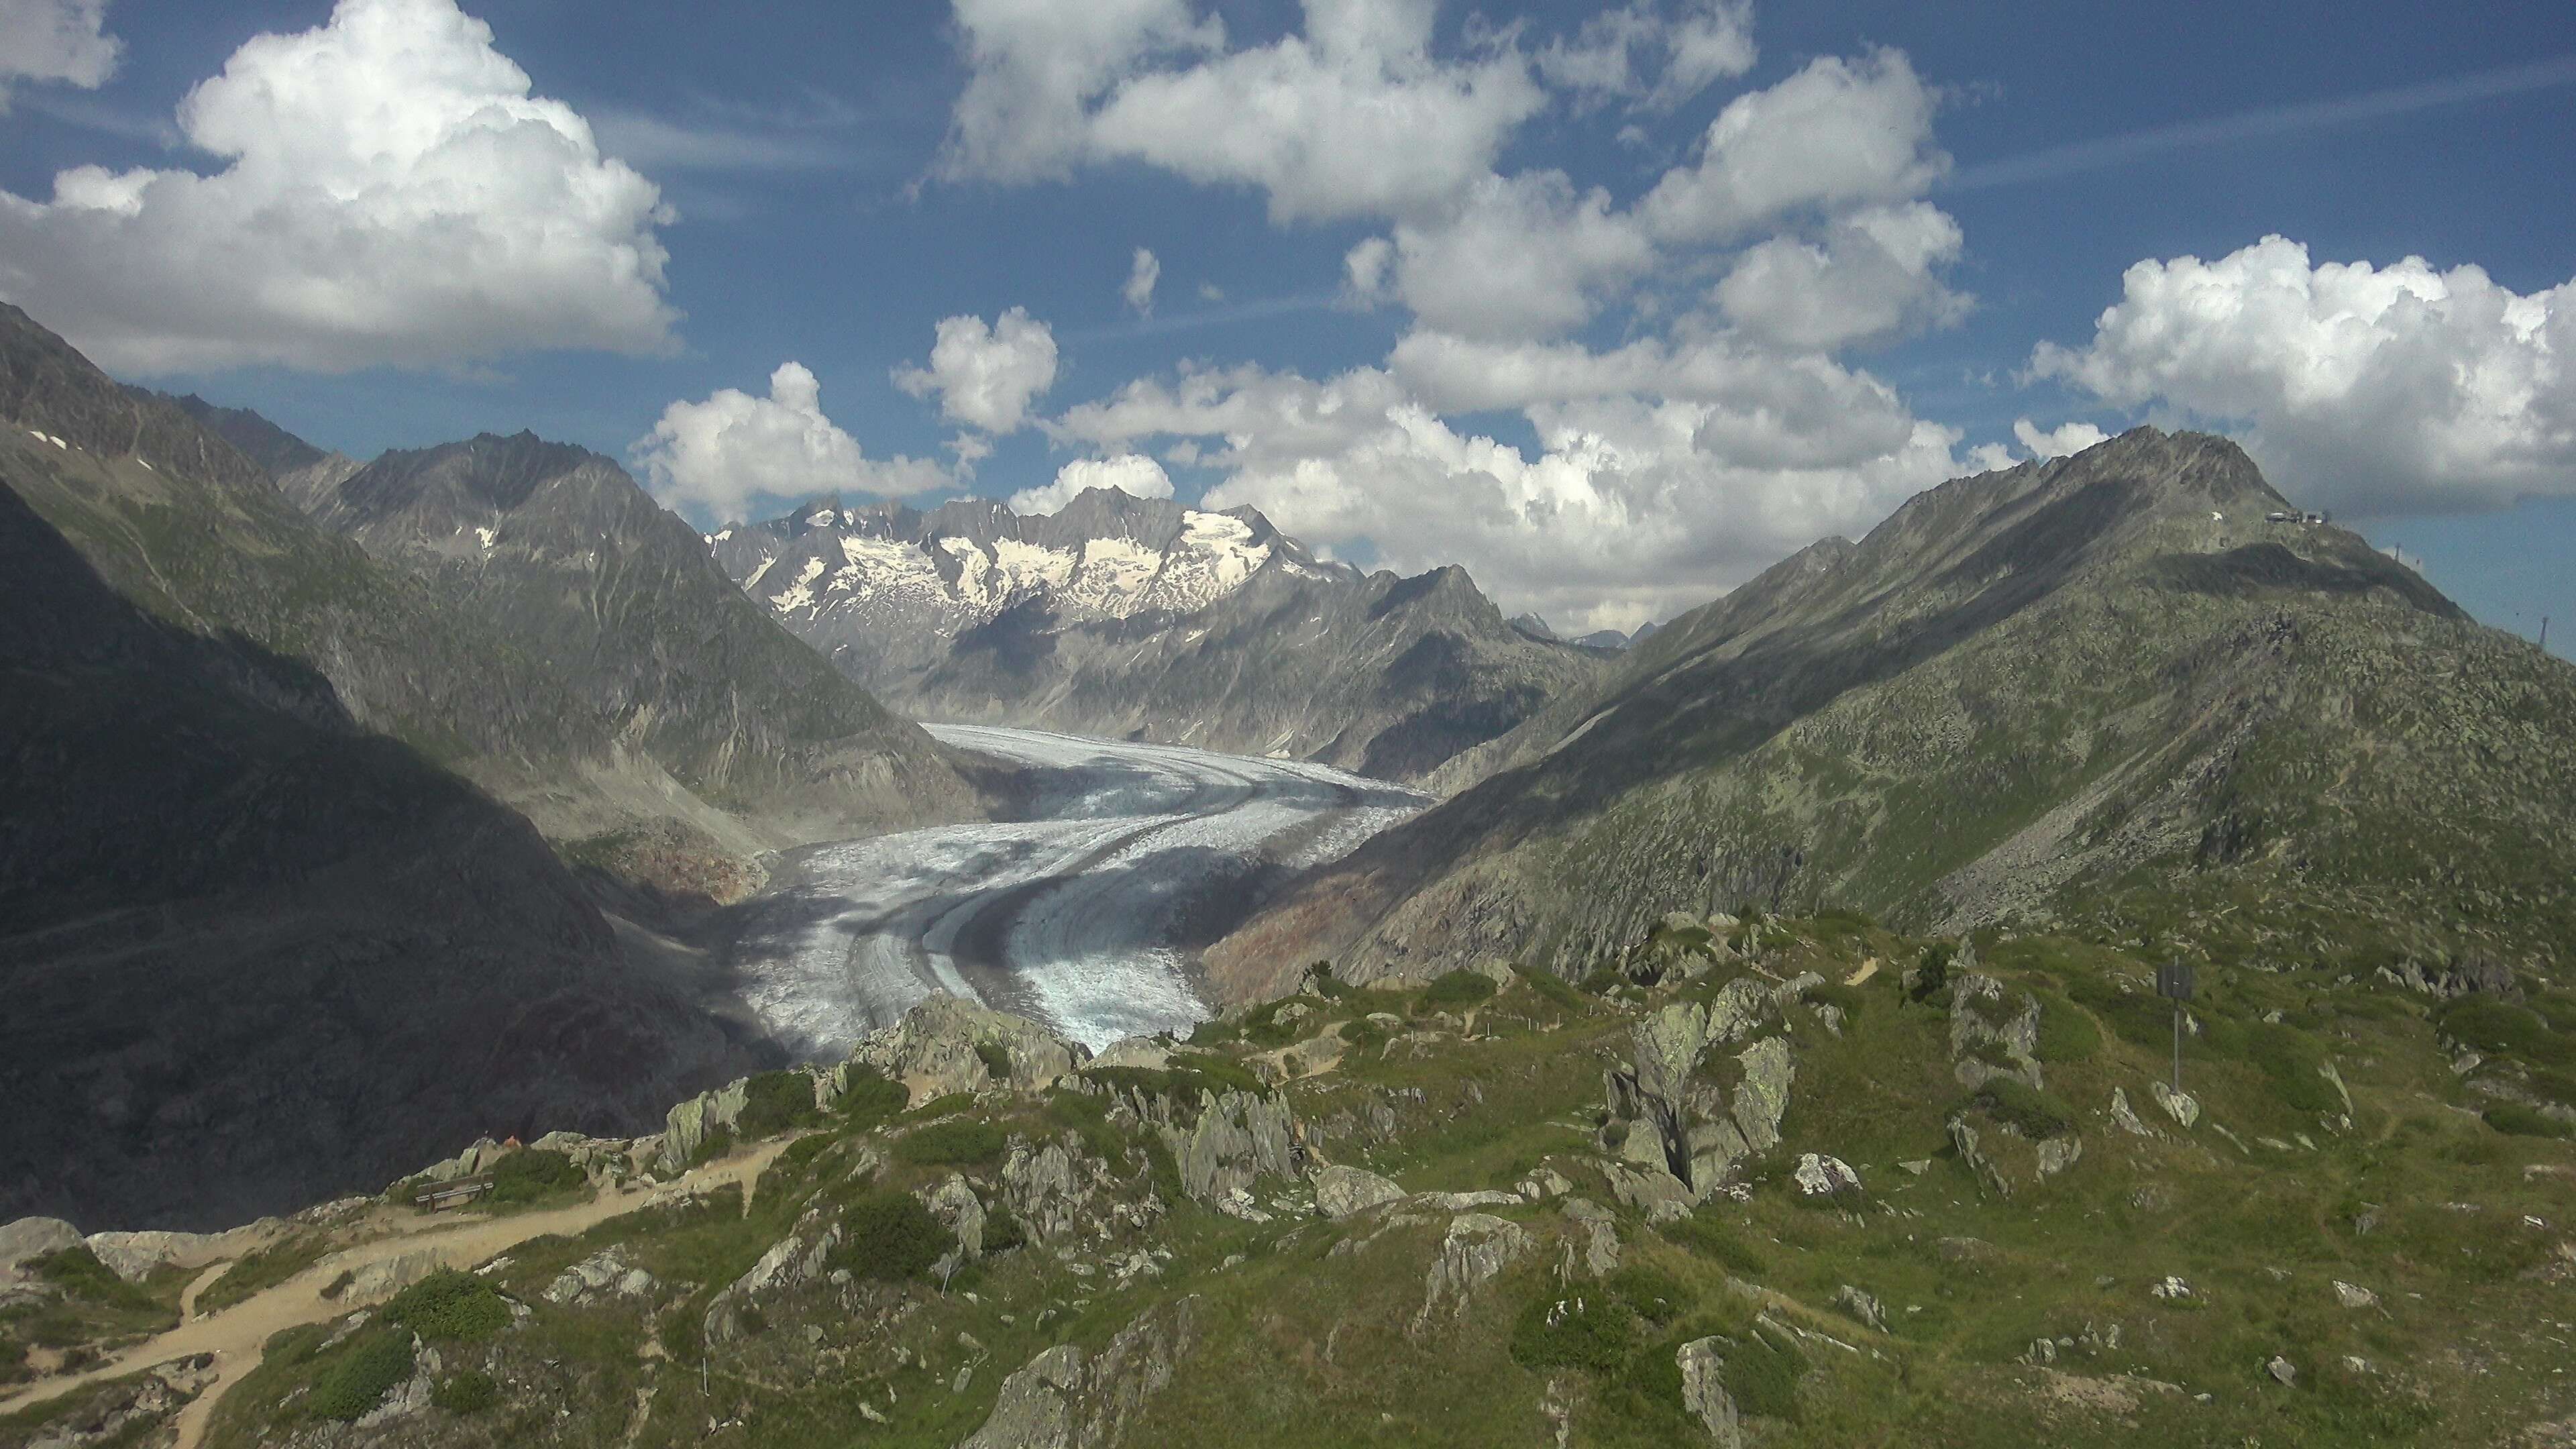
[2149,1081,2200,1128]
[1676,1337,1743,1448]
[2035,1136,2084,1179]
[0,1218,85,1287]
[1949,1117,2010,1199]
[1412,1214,1534,1335]
[926,1175,989,1277]
[543,1246,658,1306]
[2110,1088,2155,1137]
[1834,1284,1889,1332]
[659,1077,751,1174]
[1560,1197,1621,1279]
[845,992,1090,1106]
[705,1212,840,1344]
[2267,1354,2297,1387]
[2332,1280,2379,1309]
[961,1295,1203,1449]
[1311,1164,1407,1220]
[1792,1153,1862,1198]
[1949,974,2043,1091]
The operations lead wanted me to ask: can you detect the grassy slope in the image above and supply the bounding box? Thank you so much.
[13,911,2559,1449]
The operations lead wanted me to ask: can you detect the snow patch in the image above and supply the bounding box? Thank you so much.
[770,555,829,614]
[475,526,496,551]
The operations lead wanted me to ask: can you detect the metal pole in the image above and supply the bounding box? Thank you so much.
[2542,617,2551,651]
[2172,1002,2182,1093]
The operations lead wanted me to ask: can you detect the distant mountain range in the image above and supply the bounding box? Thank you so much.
[1210,427,2576,1000]
[0,305,985,1228]
[712,489,1607,782]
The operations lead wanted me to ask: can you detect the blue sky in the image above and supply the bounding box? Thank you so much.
[1,0,2570,646]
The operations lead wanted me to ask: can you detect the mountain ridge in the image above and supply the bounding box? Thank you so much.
[1206,427,2568,1002]
[713,485,1608,782]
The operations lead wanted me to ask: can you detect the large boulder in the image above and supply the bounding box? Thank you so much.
[962,1295,1204,1449]
[1311,1164,1405,1220]
[1603,977,1792,1199]
[1677,1337,1743,1446]
[659,1077,752,1174]
[1411,1213,1534,1336]
[1949,974,2043,1091]
[0,1216,83,1292]
[705,1210,840,1345]
[845,993,1089,1105]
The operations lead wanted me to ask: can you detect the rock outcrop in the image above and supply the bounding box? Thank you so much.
[961,1295,1205,1449]
[1601,977,1799,1199]
[1412,1213,1534,1336]
[846,993,1090,1105]
[1676,1337,1743,1448]
[1311,1164,1406,1220]
[705,1210,840,1345]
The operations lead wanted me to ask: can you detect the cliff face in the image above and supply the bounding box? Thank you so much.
[713,488,1607,784]
[1209,429,2571,1001]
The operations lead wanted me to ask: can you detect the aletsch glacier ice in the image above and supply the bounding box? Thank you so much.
[718,724,1425,1057]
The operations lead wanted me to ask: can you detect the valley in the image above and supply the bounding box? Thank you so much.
[716,726,1428,1057]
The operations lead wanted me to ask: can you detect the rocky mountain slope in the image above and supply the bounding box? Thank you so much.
[293,431,980,839]
[1208,428,2576,1002]
[7,910,2571,1448]
[712,488,1605,783]
[0,449,755,1234]
[0,304,976,1230]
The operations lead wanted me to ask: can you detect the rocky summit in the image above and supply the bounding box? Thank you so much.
[711,488,1606,784]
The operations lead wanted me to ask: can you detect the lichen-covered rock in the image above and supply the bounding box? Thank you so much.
[1950,973,2043,1091]
[1164,1090,1300,1207]
[1676,1337,1743,1448]
[2150,1081,2200,1128]
[0,1217,85,1289]
[2110,1088,2156,1137]
[1560,1197,1621,1278]
[846,992,1089,1105]
[1835,1283,1890,1332]
[1792,1154,1862,1198]
[1412,1213,1534,1335]
[1311,1163,1406,1220]
[705,1211,839,1344]
[543,1246,657,1306]
[925,1175,987,1277]
[961,1295,1204,1449]
[659,1077,751,1173]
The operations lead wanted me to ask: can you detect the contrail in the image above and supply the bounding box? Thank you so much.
[1947,54,2576,192]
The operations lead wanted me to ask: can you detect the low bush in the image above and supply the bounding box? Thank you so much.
[28,1247,147,1308]
[1086,1058,1269,1102]
[2031,989,2100,1063]
[382,1269,510,1342]
[2248,1022,2345,1114]
[1909,943,1955,1003]
[1725,1329,1806,1419]
[1662,1214,1765,1275]
[1604,1264,1692,1326]
[488,1148,584,1205]
[309,1328,415,1421]
[1509,1292,1640,1374]
[894,1119,1006,1167]
[826,1193,955,1283]
[1513,964,1588,1013]
[833,1066,909,1130]
[1419,971,1499,1010]
[1042,1088,1132,1170]
[431,1368,498,1415]
[973,1042,1014,1081]
[981,1204,1026,1253]
[2440,1000,2575,1069]
[736,1071,824,1140]
[2483,1102,2573,1140]
[1973,1077,2076,1140]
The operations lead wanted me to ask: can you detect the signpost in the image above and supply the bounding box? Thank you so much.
[2157,961,2197,1093]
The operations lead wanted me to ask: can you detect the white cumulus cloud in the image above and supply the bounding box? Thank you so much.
[893,307,1061,435]
[1058,348,1970,631]
[1008,453,1175,515]
[1372,170,1656,341]
[1536,0,1754,113]
[2033,235,2576,512]
[0,0,121,110]
[633,362,947,522]
[1640,48,1947,243]
[1123,246,1161,315]
[2011,418,2110,460]
[940,0,1544,223]
[0,0,677,374]
[1713,201,1967,350]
